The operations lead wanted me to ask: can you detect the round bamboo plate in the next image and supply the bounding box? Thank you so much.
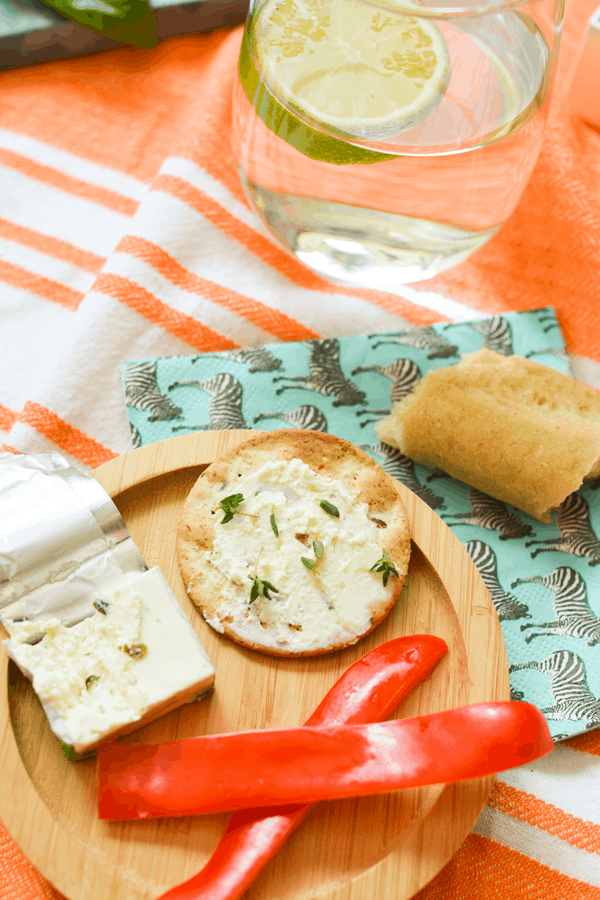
[0,431,509,900]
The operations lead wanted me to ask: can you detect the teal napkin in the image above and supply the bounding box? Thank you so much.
[121,306,600,740]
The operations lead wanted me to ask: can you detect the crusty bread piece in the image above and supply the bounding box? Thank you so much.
[177,430,411,656]
[375,349,600,523]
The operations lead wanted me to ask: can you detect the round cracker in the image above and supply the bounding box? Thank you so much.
[177,430,411,656]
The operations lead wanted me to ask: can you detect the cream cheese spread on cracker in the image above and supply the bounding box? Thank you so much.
[204,458,394,651]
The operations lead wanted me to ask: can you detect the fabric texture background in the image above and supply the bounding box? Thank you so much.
[1,0,600,896]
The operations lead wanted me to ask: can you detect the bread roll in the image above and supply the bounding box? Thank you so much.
[375,349,600,523]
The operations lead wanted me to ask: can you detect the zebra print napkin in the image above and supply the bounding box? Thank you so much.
[120,306,600,741]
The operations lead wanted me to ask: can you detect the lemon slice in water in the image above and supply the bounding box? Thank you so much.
[253,0,450,141]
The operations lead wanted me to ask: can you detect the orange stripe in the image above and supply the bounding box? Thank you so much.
[93,272,240,352]
[0,444,20,454]
[0,147,138,216]
[117,235,320,343]
[0,32,235,184]
[489,781,600,853]
[154,174,447,327]
[0,259,82,310]
[565,731,600,757]
[0,403,19,432]
[0,817,63,900]
[0,217,105,274]
[415,833,600,900]
[18,402,117,468]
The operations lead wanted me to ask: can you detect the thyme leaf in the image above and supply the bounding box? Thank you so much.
[369,549,400,588]
[248,549,279,603]
[216,493,258,524]
[313,539,324,559]
[301,556,317,571]
[123,643,148,659]
[248,574,279,603]
[270,512,279,536]
[85,675,100,690]
[23,631,46,646]
[93,599,109,615]
[319,500,340,518]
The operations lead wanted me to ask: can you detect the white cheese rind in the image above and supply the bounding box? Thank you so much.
[204,458,394,652]
[4,567,215,752]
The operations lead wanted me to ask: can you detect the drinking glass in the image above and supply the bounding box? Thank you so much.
[231,0,564,288]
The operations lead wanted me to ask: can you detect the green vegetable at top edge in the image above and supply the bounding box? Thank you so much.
[38,0,158,48]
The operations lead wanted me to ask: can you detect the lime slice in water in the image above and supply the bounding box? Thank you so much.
[253,0,450,141]
[239,30,400,165]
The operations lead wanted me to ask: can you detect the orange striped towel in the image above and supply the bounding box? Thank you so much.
[1,0,600,897]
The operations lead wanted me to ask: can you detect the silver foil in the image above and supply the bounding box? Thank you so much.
[0,452,147,627]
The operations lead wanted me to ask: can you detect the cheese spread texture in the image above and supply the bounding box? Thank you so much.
[4,567,215,750]
[205,458,395,650]
[7,594,146,746]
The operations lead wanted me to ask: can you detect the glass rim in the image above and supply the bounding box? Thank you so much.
[360,0,534,17]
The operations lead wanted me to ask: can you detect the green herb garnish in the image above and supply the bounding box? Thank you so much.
[85,675,100,690]
[319,500,340,518]
[301,557,317,572]
[313,539,324,559]
[23,631,46,646]
[270,512,279,536]
[123,643,148,659]
[216,493,258,524]
[248,550,279,603]
[369,549,400,588]
[249,575,279,603]
[93,599,109,615]
[58,741,92,761]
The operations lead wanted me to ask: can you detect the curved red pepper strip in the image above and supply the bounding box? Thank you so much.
[152,634,448,900]
[99,700,552,822]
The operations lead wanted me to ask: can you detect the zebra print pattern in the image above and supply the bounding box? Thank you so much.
[254,405,328,432]
[425,468,452,483]
[534,310,561,334]
[442,488,533,540]
[194,348,282,373]
[363,443,445,510]
[352,358,421,428]
[512,567,600,645]
[168,373,247,431]
[526,493,600,566]
[510,650,600,728]
[525,347,573,377]
[369,326,458,359]
[525,347,571,364]
[130,422,142,450]
[123,361,182,422]
[469,316,513,356]
[465,540,530,620]
[273,339,366,407]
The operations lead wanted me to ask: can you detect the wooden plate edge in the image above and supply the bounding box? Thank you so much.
[0,431,509,900]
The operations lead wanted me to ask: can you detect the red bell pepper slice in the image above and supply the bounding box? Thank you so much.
[99,707,551,822]
[153,634,448,900]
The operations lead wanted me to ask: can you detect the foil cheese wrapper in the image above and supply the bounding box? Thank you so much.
[0,451,147,628]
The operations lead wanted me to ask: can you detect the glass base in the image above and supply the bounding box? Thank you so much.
[246,181,502,288]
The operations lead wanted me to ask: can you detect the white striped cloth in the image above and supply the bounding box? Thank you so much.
[1,3,600,898]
